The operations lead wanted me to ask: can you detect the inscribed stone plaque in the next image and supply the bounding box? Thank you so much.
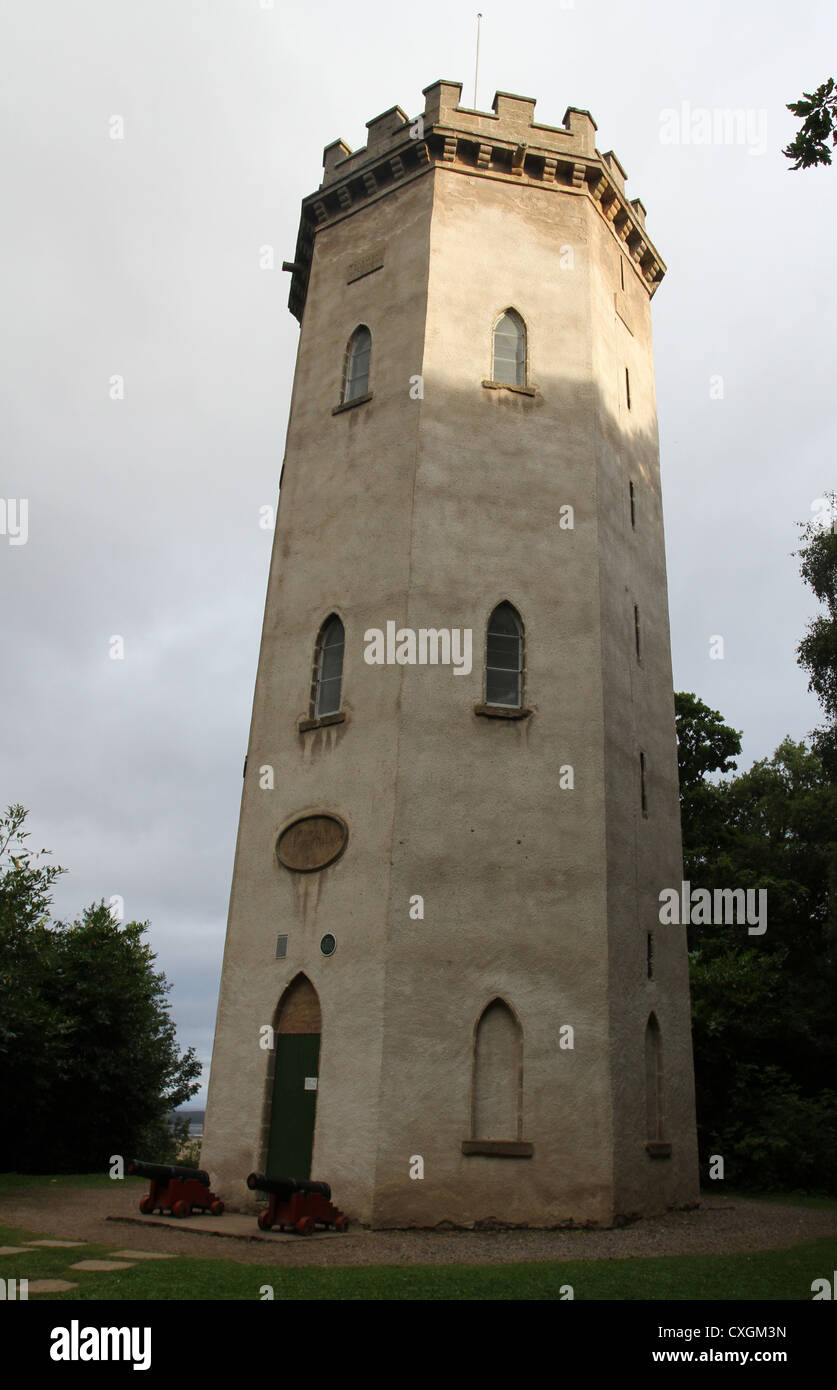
[276,814,348,872]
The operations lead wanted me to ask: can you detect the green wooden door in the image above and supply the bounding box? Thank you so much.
[266,1033,320,1179]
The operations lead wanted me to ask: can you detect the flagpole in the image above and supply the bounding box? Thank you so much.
[474,13,482,109]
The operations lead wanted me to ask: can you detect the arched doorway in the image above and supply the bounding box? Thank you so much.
[266,975,321,1179]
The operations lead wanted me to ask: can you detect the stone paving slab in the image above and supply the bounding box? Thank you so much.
[110,1249,177,1260]
[26,1239,87,1248]
[0,1246,30,1256]
[28,1279,79,1293]
[70,1259,135,1271]
[109,1213,346,1242]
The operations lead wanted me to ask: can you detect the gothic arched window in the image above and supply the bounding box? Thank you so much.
[472,998,523,1141]
[342,325,372,403]
[312,615,345,718]
[485,602,523,708]
[492,309,526,386]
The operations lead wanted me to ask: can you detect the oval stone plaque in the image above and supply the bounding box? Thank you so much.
[276,814,348,873]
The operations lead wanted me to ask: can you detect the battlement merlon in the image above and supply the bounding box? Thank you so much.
[321,82,602,182]
[287,80,665,320]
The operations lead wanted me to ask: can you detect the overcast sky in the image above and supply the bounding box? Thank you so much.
[2,0,835,1105]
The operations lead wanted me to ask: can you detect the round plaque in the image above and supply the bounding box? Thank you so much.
[276,813,348,873]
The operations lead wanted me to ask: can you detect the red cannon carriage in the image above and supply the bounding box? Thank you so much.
[128,1159,224,1218]
[246,1171,348,1235]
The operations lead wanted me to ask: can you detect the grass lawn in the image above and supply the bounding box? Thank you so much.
[729,1190,837,1212]
[0,1172,117,1192]
[0,1219,834,1300]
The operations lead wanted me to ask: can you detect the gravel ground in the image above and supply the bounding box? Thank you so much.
[2,1183,836,1268]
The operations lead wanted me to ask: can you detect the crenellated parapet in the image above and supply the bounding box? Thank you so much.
[286,79,666,321]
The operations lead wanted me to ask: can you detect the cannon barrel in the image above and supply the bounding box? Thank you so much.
[128,1159,210,1186]
[246,1171,331,1201]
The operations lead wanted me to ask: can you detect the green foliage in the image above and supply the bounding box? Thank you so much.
[674,693,741,880]
[675,692,741,791]
[784,78,837,168]
[716,1067,837,1193]
[796,495,837,777]
[0,807,201,1172]
[676,701,837,1193]
[176,1135,204,1169]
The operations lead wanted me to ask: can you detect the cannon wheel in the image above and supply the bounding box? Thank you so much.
[139,1196,153,1215]
[257,1210,273,1231]
[173,1200,192,1219]
[295,1216,315,1236]
[334,1216,349,1233]
[210,1201,224,1216]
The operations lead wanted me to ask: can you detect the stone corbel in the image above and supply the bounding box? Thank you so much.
[571,161,586,189]
[337,186,352,210]
[510,143,527,175]
[477,142,492,170]
[390,154,405,179]
[542,156,557,182]
[415,141,431,165]
[442,134,457,162]
[312,200,329,223]
[362,171,377,197]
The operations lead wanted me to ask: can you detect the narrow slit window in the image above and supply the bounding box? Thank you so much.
[640,750,648,816]
[629,479,636,529]
[313,615,345,717]
[343,325,371,403]
[620,258,625,291]
[645,1014,663,1141]
[485,602,523,708]
[625,367,632,410]
[647,932,654,979]
[634,604,641,661]
[492,310,526,387]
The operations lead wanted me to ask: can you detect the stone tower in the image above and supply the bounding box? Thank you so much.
[202,80,699,1227]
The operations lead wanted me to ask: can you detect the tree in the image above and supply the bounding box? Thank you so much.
[0,805,66,1165]
[674,693,741,881]
[674,716,837,1192]
[674,692,741,791]
[784,78,837,168]
[0,807,201,1172]
[796,493,837,777]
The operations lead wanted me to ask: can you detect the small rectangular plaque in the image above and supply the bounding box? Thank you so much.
[347,251,384,284]
[304,1077,318,1091]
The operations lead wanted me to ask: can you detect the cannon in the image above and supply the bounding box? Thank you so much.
[128,1159,224,1218]
[246,1171,348,1235]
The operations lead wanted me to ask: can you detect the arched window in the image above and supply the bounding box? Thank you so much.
[492,309,526,386]
[485,602,523,708]
[312,615,344,718]
[472,998,522,1140]
[342,325,371,402]
[645,1013,663,1141]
